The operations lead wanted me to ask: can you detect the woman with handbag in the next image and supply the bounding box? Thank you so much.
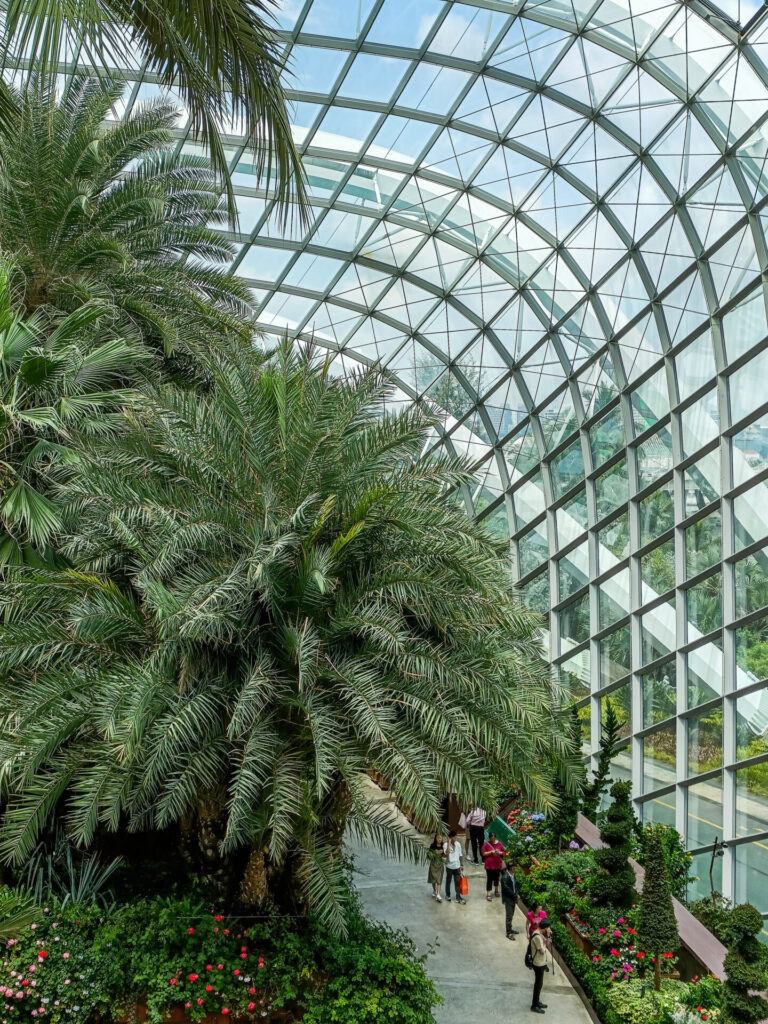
[442,830,466,904]
[480,830,506,901]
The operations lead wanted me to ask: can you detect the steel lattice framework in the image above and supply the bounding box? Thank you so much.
[83,0,768,921]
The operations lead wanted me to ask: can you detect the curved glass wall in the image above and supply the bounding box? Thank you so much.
[44,0,768,919]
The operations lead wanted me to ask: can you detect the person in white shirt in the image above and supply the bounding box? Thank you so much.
[464,807,486,864]
[442,829,466,903]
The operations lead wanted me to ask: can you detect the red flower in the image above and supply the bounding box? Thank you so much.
[206,985,213,993]
[249,988,256,995]
[196,999,204,1006]
[637,952,645,958]
[217,963,224,970]
[240,953,247,959]
[697,1007,702,1012]
[241,947,247,953]
[188,974,198,983]
[22,980,29,987]
[233,970,240,977]
[214,915,224,922]
[224,930,230,936]
[38,952,47,960]
[206,965,213,971]
[185,1003,191,1010]
[188,928,195,935]
[248,1003,256,1012]
[169,979,178,987]
[222,1009,229,1016]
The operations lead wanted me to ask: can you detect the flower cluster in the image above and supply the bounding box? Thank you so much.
[505,808,552,862]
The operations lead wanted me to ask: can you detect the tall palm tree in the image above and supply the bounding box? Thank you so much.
[0,339,574,933]
[0,0,305,221]
[0,76,254,357]
[0,254,145,564]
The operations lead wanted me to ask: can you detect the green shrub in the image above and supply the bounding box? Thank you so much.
[722,903,768,1024]
[592,782,636,908]
[0,888,440,1024]
[687,894,734,942]
[606,978,687,1024]
[638,826,679,991]
[636,825,695,902]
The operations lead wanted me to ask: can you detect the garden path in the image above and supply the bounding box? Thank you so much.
[347,784,594,1024]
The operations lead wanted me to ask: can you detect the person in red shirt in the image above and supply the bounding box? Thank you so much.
[480,831,506,901]
[527,904,548,939]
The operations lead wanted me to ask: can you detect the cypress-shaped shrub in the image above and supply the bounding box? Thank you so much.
[722,903,768,1024]
[591,781,635,908]
[637,825,678,991]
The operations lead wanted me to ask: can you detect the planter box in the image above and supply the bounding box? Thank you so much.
[565,914,594,957]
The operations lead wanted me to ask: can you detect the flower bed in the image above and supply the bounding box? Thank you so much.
[0,889,439,1024]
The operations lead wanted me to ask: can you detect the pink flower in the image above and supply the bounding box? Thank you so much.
[618,918,626,924]
[169,979,178,986]
[613,930,621,937]
[62,953,70,961]
[598,928,606,934]
[610,949,619,956]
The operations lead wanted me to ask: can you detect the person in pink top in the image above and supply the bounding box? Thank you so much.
[527,904,548,939]
[480,830,506,901]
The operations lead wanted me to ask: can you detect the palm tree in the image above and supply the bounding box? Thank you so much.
[0,889,38,941]
[0,0,305,221]
[0,254,145,564]
[0,76,254,358]
[0,338,574,933]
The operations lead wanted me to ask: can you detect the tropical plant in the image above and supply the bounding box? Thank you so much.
[0,255,144,564]
[582,698,624,821]
[592,781,635,908]
[0,887,38,941]
[0,0,305,221]
[637,824,694,902]
[0,338,575,935]
[21,823,122,908]
[638,825,679,991]
[721,903,768,1024]
[0,76,253,357]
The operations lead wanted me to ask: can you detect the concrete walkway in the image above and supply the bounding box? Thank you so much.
[347,788,593,1024]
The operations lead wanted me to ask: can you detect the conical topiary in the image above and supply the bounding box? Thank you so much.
[591,781,636,908]
[722,903,768,1024]
[637,825,678,991]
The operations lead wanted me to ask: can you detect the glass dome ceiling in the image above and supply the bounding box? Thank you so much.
[78,0,768,918]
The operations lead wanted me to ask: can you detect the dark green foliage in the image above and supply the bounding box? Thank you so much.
[688,892,735,942]
[637,826,679,991]
[549,703,585,849]
[722,904,768,1024]
[591,781,636,908]
[0,886,439,1024]
[582,699,624,822]
[636,823,695,902]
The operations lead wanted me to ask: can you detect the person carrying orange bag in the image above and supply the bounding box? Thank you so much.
[442,830,467,904]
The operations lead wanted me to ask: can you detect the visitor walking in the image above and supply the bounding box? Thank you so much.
[480,830,506,901]
[442,830,466,903]
[529,919,552,1014]
[464,807,486,863]
[501,863,520,938]
[427,832,445,901]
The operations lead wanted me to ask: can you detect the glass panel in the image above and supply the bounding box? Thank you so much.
[551,439,585,499]
[644,722,677,794]
[591,407,625,468]
[686,574,722,635]
[735,842,768,915]
[687,775,722,851]
[733,426,768,484]
[687,707,723,775]
[512,472,546,530]
[640,486,675,544]
[602,687,631,741]
[641,599,675,664]
[599,512,629,562]
[681,390,719,457]
[595,459,628,520]
[730,348,768,425]
[687,643,723,708]
[556,488,588,538]
[558,650,591,702]
[735,613,768,684]
[689,850,719,902]
[736,696,768,761]
[520,572,550,616]
[685,509,722,576]
[684,451,719,514]
[598,568,629,629]
[560,593,590,646]
[735,546,768,619]
[736,765,768,839]
[518,520,549,575]
[640,794,677,828]
[558,541,589,600]
[642,660,677,727]
[636,428,674,489]
[734,482,768,552]
[599,624,630,687]
[641,538,676,599]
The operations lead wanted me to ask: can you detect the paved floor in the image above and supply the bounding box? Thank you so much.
[347,787,593,1024]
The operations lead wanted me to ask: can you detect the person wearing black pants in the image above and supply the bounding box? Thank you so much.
[530,921,551,1014]
[464,807,486,863]
[501,865,519,938]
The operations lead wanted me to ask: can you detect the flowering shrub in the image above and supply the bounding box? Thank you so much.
[605,979,687,1024]
[505,808,552,862]
[0,890,439,1024]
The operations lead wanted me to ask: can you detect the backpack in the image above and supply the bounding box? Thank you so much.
[524,937,534,970]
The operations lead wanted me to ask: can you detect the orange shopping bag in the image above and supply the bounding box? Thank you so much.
[459,875,469,897]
